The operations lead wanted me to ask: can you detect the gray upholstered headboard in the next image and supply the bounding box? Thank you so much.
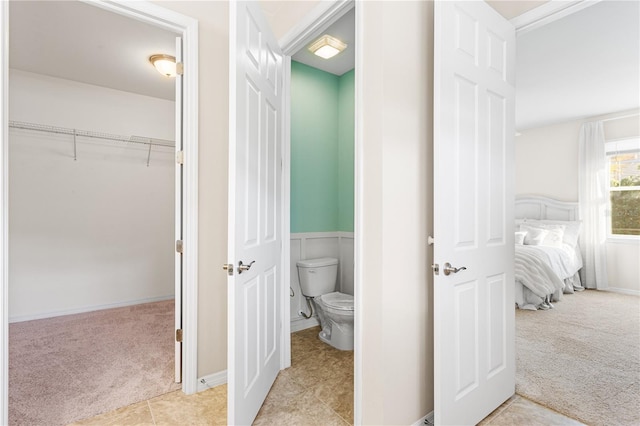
[515,195,579,221]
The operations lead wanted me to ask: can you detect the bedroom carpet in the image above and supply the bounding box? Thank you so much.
[516,290,640,426]
[9,299,180,426]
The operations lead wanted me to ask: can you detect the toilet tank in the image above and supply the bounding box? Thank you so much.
[296,257,338,297]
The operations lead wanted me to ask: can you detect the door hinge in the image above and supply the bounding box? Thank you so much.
[176,150,184,165]
[176,329,183,342]
[176,62,184,76]
[176,240,183,253]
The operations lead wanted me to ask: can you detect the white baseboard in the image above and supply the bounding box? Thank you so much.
[412,411,434,426]
[290,316,320,332]
[197,370,227,392]
[9,294,175,323]
[602,287,640,297]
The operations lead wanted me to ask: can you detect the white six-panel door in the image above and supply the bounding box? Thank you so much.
[434,2,516,425]
[228,1,283,424]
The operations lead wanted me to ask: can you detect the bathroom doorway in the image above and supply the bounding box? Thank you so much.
[286,5,356,422]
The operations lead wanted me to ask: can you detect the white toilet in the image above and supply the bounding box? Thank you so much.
[296,257,354,351]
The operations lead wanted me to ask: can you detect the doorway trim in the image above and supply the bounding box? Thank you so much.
[511,0,600,34]
[279,0,361,423]
[0,1,199,422]
[1,2,8,422]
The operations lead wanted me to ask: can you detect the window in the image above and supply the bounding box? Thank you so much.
[606,138,640,236]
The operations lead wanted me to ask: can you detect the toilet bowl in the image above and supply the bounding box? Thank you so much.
[296,257,354,351]
[314,291,354,350]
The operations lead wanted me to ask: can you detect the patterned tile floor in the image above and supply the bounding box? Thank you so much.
[479,395,584,426]
[72,327,582,425]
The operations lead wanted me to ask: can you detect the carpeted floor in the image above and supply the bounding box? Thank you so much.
[516,290,640,426]
[9,299,180,426]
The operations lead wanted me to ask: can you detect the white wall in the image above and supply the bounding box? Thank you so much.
[289,232,354,331]
[8,70,175,321]
[515,120,581,201]
[360,2,433,423]
[515,111,640,294]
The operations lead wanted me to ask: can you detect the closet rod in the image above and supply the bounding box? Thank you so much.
[8,120,175,148]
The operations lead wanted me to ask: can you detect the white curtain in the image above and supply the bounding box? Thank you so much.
[578,121,609,289]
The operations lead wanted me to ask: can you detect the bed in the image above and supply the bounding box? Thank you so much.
[514,195,585,310]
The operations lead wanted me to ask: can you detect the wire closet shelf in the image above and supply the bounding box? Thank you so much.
[9,120,175,147]
[9,120,175,166]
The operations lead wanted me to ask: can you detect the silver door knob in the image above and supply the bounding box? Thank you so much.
[443,262,466,276]
[238,260,255,274]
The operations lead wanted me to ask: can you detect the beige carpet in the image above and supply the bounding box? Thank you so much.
[9,299,181,426]
[516,290,640,426]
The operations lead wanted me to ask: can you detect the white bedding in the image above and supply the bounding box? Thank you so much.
[514,243,583,310]
[514,196,584,310]
[515,246,564,298]
[518,243,582,281]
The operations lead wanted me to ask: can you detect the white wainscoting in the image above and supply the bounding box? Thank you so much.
[290,232,354,331]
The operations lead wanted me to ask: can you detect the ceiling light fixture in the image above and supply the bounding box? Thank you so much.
[149,54,177,77]
[308,35,347,59]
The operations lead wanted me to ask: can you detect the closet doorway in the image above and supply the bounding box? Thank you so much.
[4,1,197,424]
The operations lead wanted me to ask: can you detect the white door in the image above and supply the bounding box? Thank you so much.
[433,1,516,425]
[174,36,183,384]
[228,1,283,424]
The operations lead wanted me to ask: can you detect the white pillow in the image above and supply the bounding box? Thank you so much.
[520,225,548,246]
[521,223,565,247]
[525,219,581,249]
[541,225,565,247]
[515,231,527,245]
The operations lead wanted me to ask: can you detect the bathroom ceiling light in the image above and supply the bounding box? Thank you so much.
[149,54,177,77]
[308,35,347,59]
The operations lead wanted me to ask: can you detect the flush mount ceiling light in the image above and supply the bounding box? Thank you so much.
[308,35,347,59]
[149,54,177,77]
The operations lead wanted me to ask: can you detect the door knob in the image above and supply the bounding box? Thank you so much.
[443,262,466,276]
[238,260,255,274]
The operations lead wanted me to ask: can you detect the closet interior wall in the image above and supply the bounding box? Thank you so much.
[8,69,176,322]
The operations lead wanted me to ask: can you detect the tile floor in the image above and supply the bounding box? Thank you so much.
[479,395,584,426]
[72,326,582,426]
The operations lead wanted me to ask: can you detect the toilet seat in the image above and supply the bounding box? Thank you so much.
[319,292,354,311]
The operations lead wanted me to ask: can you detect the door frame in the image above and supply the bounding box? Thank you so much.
[279,0,362,423]
[0,1,199,422]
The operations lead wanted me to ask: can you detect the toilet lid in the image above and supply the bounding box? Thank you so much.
[320,292,354,311]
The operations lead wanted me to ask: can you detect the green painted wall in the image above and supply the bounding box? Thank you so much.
[290,61,354,233]
[291,61,339,232]
[338,69,355,232]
